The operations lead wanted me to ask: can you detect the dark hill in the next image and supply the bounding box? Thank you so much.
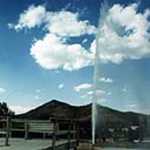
[16,100,150,138]
[16,99,91,120]
[16,99,149,126]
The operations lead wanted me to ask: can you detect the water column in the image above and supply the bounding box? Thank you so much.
[92,22,100,145]
[92,2,108,145]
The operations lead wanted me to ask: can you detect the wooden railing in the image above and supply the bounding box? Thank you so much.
[0,117,79,149]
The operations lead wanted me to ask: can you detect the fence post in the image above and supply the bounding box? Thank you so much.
[5,116,10,146]
[73,121,78,149]
[52,120,56,150]
[67,121,71,150]
[76,122,80,146]
[7,117,12,138]
[24,120,28,140]
[73,122,76,139]
[43,133,46,139]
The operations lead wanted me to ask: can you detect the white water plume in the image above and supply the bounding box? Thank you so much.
[92,1,109,145]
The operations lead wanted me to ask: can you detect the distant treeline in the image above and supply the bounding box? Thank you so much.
[0,102,14,117]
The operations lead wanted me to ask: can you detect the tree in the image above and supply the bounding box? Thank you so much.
[0,102,14,117]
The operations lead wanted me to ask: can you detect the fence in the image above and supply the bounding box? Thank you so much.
[0,116,79,149]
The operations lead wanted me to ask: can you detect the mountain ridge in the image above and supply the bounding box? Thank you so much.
[15,99,150,138]
[16,99,149,123]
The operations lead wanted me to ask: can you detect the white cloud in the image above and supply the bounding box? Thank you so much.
[95,89,106,97]
[80,89,106,102]
[99,98,107,103]
[11,3,150,71]
[80,94,87,99]
[87,90,94,95]
[30,33,93,71]
[74,83,92,92]
[74,83,106,102]
[0,88,6,94]
[35,89,41,93]
[107,92,112,96]
[9,105,35,114]
[12,5,46,30]
[34,95,40,100]
[45,11,96,36]
[99,77,113,83]
[128,104,137,109]
[82,38,88,44]
[11,5,96,36]
[124,104,150,114]
[10,5,96,71]
[58,83,64,89]
[91,3,150,64]
[122,87,127,92]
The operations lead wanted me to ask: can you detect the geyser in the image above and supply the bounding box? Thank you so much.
[92,2,109,145]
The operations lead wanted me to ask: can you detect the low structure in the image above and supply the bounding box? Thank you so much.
[0,116,78,150]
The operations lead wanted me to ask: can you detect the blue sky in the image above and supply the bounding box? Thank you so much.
[0,0,150,114]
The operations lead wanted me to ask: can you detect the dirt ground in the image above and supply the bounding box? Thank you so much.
[0,138,67,150]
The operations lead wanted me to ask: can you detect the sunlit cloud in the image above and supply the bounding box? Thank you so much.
[91,3,150,64]
[74,83,106,102]
[74,83,92,92]
[122,87,127,92]
[58,83,64,89]
[0,88,6,94]
[34,95,40,100]
[9,5,46,30]
[30,33,93,71]
[10,5,96,36]
[45,11,96,36]
[9,105,36,114]
[99,77,113,83]
[107,92,112,96]
[35,89,41,93]
[10,3,150,71]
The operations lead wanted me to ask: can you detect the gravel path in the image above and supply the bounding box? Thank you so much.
[0,138,67,150]
[1,138,150,150]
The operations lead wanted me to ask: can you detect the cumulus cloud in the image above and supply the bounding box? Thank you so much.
[0,88,6,94]
[99,77,113,83]
[74,83,106,101]
[81,89,106,102]
[122,87,127,92]
[35,89,41,93]
[107,92,112,96]
[82,38,88,44]
[30,33,93,71]
[9,105,36,114]
[74,83,92,92]
[11,3,150,71]
[11,5,96,36]
[11,5,46,30]
[87,90,94,95]
[45,11,96,36]
[91,3,150,64]
[34,95,40,100]
[10,5,96,71]
[95,89,106,96]
[128,104,137,109]
[58,83,64,89]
